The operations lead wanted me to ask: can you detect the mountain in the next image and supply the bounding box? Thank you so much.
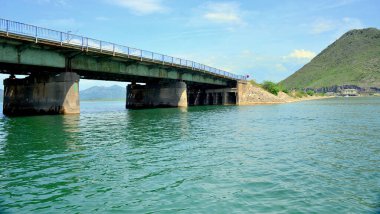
[281,28,380,91]
[80,85,126,100]
[0,89,3,101]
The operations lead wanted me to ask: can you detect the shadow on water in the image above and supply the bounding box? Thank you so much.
[0,114,81,159]
[0,114,84,213]
[376,195,380,214]
[123,107,191,148]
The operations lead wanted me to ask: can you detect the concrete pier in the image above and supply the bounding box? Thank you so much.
[3,72,80,116]
[204,88,237,105]
[126,81,188,109]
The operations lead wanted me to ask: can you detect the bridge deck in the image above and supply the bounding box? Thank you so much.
[0,18,246,82]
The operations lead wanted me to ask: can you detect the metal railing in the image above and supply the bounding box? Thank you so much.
[0,18,247,80]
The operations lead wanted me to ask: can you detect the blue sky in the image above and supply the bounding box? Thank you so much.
[1,0,379,90]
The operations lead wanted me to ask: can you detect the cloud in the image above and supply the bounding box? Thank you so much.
[311,19,335,34]
[314,0,357,11]
[287,49,316,60]
[36,18,81,30]
[95,16,110,21]
[109,0,168,15]
[201,2,245,25]
[311,17,363,34]
[37,0,67,6]
[340,17,363,31]
[275,64,288,72]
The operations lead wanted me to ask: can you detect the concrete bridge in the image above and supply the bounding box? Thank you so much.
[0,18,247,116]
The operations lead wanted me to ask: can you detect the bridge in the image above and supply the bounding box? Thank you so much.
[0,18,248,116]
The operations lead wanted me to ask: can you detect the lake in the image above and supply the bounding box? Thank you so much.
[0,97,379,213]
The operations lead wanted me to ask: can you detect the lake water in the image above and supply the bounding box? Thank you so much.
[0,97,379,213]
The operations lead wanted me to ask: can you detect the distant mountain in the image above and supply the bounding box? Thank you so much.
[0,89,3,102]
[281,28,380,91]
[80,85,126,100]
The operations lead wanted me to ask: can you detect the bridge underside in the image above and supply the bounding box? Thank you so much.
[0,36,242,116]
[2,72,239,116]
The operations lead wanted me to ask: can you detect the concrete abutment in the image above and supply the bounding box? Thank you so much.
[3,72,80,116]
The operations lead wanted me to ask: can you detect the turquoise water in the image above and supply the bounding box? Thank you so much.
[0,97,379,213]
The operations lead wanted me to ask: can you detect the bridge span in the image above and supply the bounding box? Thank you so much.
[0,18,248,116]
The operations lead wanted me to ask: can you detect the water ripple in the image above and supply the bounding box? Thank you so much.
[0,98,380,213]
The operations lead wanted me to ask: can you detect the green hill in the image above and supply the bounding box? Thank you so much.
[281,28,380,90]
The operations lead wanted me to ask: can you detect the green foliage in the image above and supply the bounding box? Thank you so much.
[292,90,307,98]
[262,81,280,95]
[306,90,315,96]
[277,84,289,94]
[249,79,260,87]
[280,28,380,89]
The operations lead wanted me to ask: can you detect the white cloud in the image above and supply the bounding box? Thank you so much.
[275,64,288,72]
[37,0,67,6]
[311,17,363,34]
[202,2,245,25]
[109,0,168,15]
[340,17,363,31]
[95,16,110,21]
[287,49,316,60]
[36,18,81,31]
[311,19,335,34]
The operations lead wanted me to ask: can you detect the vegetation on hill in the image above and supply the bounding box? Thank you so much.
[281,28,380,89]
[262,81,280,95]
[248,80,319,98]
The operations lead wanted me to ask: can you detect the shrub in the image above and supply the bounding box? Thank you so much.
[282,88,289,94]
[294,90,307,98]
[249,79,260,87]
[262,81,280,95]
[315,92,325,96]
[306,90,315,96]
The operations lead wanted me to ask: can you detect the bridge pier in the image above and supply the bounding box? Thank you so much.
[126,81,188,109]
[3,72,80,116]
[204,89,237,105]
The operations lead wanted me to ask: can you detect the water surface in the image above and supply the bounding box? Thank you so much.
[0,97,379,213]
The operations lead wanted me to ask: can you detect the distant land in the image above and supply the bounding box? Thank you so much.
[80,85,126,100]
[0,86,125,101]
[281,28,380,93]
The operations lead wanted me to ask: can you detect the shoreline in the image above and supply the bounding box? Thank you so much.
[238,95,334,106]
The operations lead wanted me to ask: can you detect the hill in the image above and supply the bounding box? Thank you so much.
[281,28,380,91]
[80,85,126,100]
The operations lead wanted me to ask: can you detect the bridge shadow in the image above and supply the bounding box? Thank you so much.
[123,108,190,148]
[0,114,81,159]
[375,195,380,214]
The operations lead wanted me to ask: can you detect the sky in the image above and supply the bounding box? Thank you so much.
[1,0,379,90]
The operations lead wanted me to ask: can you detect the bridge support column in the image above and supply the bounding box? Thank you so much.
[204,88,237,105]
[3,72,80,116]
[126,81,187,109]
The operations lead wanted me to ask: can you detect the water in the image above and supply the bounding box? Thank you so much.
[0,97,379,213]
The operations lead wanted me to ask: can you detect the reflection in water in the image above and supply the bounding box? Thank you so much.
[2,115,81,158]
[0,98,379,213]
[0,114,84,213]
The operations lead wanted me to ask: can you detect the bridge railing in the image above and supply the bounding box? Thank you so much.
[0,18,247,80]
